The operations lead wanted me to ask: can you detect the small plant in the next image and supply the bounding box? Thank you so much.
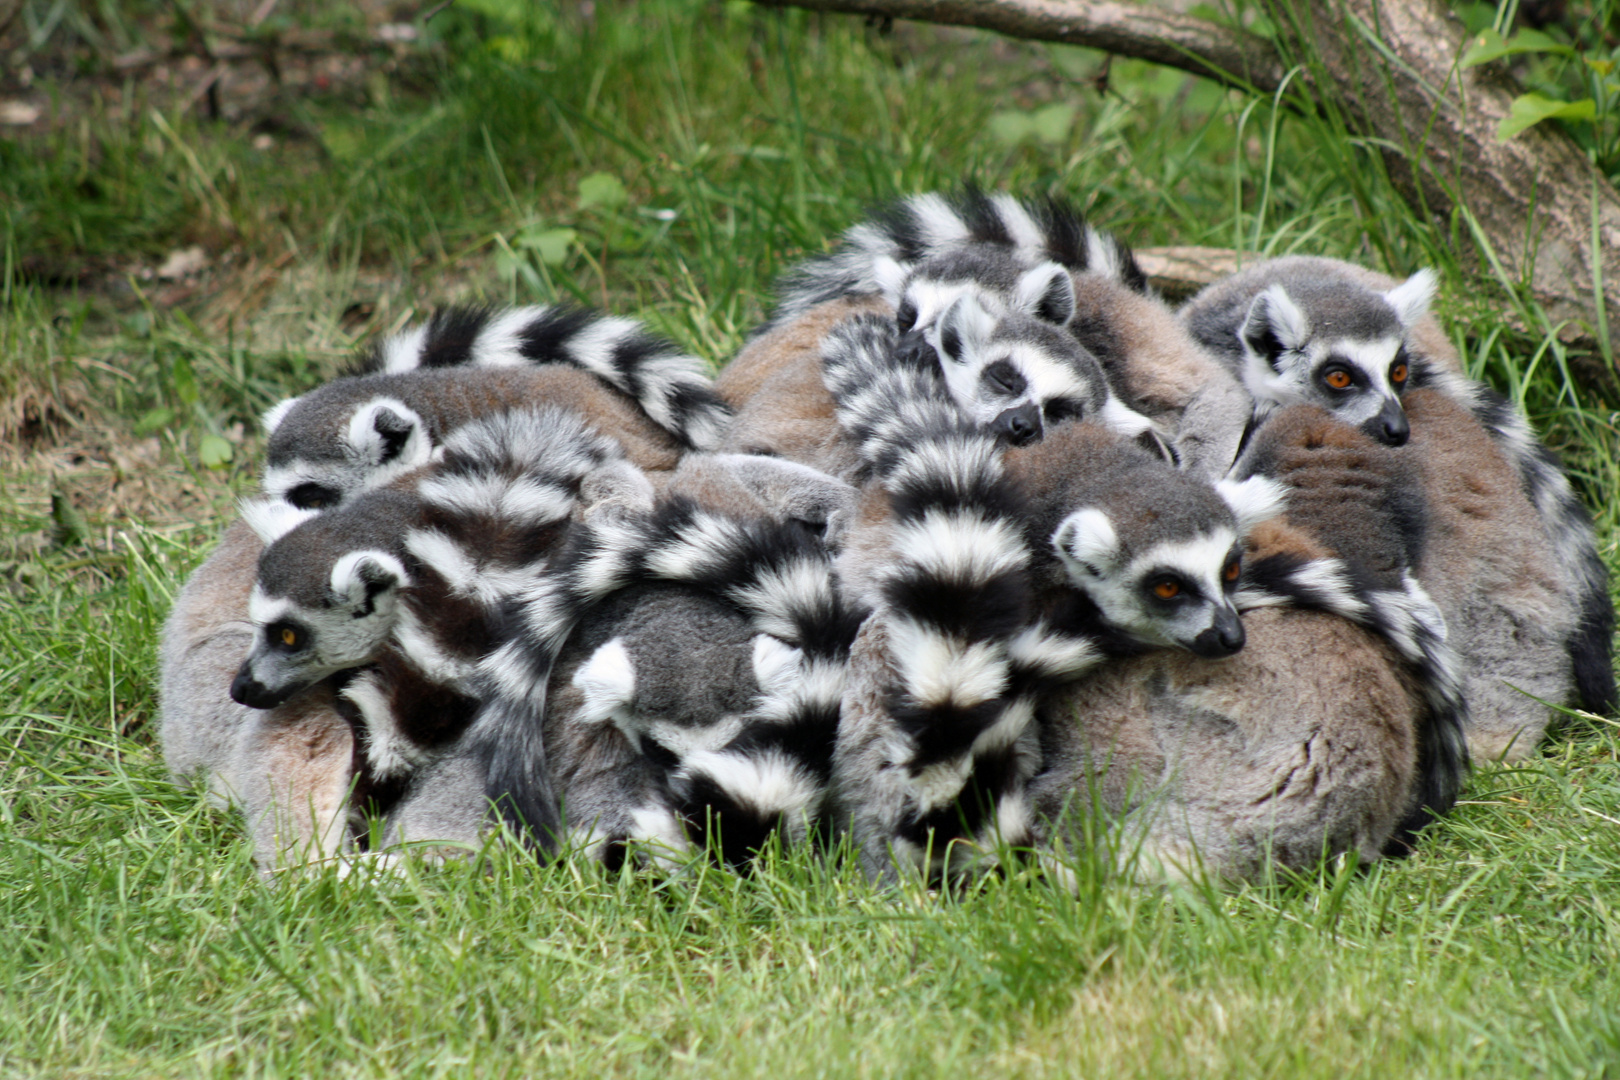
[1458,1,1620,180]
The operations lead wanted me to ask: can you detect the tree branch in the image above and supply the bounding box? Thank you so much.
[753,0,1287,93]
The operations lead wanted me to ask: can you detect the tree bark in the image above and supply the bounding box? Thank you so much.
[759,0,1620,355]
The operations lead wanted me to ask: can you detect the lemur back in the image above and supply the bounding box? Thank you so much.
[1403,388,1583,760]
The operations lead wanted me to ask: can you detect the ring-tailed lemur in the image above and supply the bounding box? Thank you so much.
[1181,256,1614,717]
[820,309,1159,479]
[1030,403,1473,882]
[720,190,1240,479]
[469,462,863,861]
[760,186,1146,335]
[227,408,637,852]
[161,304,729,870]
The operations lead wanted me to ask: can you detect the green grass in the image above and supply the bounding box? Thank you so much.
[3,1,1620,1076]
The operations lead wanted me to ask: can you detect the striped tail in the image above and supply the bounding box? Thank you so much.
[765,187,1148,333]
[351,304,734,451]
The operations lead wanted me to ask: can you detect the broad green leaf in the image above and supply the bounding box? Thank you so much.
[515,226,577,265]
[133,408,173,436]
[576,172,628,211]
[169,353,199,409]
[1497,94,1596,141]
[319,120,365,164]
[1030,103,1076,144]
[988,111,1035,146]
[198,434,234,469]
[1461,28,1574,69]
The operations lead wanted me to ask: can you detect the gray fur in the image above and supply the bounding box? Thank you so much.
[1404,389,1581,761]
[545,585,767,865]
[1031,605,1421,883]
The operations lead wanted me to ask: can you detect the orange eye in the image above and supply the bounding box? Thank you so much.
[1224,560,1241,582]
[1153,580,1181,600]
[1391,362,1408,384]
[281,628,298,647]
[1324,369,1352,390]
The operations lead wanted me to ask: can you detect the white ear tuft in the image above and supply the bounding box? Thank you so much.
[872,255,911,307]
[572,637,637,724]
[1013,262,1076,326]
[1240,285,1310,361]
[240,498,318,544]
[261,396,301,436]
[329,550,408,610]
[1051,508,1119,579]
[751,635,803,699]
[344,398,431,471]
[1383,268,1437,328]
[930,293,999,364]
[1215,476,1287,534]
[1098,396,1158,440]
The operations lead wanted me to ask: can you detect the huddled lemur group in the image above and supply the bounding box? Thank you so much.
[160,189,1615,884]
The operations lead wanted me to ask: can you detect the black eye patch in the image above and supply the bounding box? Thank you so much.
[980,360,1027,397]
[895,300,919,333]
[1043,398,1085,423]
[268,621,310,652]
[285,482,341,510]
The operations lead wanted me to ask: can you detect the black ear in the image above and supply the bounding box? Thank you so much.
[373,408,415,464]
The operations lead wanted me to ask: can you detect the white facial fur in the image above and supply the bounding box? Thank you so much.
[1051,510,1243,651]
[1236,279,1430,434]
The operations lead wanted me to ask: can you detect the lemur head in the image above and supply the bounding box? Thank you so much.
[1236,269,1436,447]
[261,380,436,511]
[929,294,1159,449]
[1011,424,1284,658]
[229,495,416,709]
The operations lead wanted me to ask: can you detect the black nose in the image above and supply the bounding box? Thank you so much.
[230,665,286,710]
[994,403,1042,446]
[1362,400,1410,446]
[1190,607,1245,658]
[893,329,938,371]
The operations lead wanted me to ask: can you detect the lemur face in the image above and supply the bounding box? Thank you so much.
[230,551,407,709]
[1237,270,1436,447]
[1053,510,1247,658]
[261,395,434,511]
[930,295,1158,449]
[1046,475,1283,659]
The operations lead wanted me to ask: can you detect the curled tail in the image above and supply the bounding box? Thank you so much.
[352,304,734,451]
